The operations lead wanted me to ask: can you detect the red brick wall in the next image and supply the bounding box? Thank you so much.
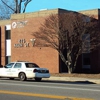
[1,26,6,66]
[90,50,100,73]
[0,26,1,65]
[11,17,59,73]
[10,10,100,73]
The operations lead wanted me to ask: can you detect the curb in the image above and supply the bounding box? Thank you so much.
[44,76,100,84]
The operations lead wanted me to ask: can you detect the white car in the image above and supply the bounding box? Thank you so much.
[0,61,50,81]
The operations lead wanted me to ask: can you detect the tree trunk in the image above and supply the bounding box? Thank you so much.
[59,51,73,74]
[67,49,73,74]
[67,64,73,74]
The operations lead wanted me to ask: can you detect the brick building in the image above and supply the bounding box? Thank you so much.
[0,8,100,73]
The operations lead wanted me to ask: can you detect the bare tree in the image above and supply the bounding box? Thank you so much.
[0,0,14,19]
[0,0,32,19]
[14,0,32,13]
[33,12,100,74]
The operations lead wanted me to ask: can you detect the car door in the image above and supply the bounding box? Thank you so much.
[11,63,22,77]
[2,63,14,77]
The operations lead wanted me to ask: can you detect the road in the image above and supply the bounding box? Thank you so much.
[0,78,100,100]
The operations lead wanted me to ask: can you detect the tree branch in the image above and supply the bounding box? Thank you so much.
[1,0,15,12]
[23,0,32,13]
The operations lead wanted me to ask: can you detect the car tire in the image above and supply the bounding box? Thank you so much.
[19,73,26,81]
[35,78,42,82]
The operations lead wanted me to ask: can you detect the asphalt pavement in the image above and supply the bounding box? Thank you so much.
[44,76,100,84]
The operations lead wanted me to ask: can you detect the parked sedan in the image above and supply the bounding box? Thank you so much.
[0,61,50,81]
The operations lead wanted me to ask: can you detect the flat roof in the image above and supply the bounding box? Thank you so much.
[0,20,11,26]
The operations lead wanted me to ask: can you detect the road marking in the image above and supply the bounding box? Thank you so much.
[0,90,93,100]
[0,82,100,92]
[0,79,100,88]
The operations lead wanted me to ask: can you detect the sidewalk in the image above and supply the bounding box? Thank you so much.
[44,76,100,84]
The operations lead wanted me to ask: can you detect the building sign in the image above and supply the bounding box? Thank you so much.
[12,22,17,29]
[14,38,36,48]
[12,21,28,29]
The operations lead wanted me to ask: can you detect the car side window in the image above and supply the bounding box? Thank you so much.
[5,63,14,68]
[14,63,22,68]
[25,63,39,68]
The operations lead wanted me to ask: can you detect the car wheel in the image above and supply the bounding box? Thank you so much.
[19,73,26,81]
[35,78,42,82]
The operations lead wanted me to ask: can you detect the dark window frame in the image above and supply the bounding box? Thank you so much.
[5,30,11,39]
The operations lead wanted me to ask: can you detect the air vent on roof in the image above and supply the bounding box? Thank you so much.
[40,9,48,11]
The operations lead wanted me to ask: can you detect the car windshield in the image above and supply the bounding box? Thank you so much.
[5,63,14,68]
[25,63,39,68]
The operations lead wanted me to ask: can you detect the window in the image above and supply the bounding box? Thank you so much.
[6,56,11,64]
[83,16,91,22]
[82,34,90,53]
[82,53,90,69]
[5,30,11,39]
[5,63,14,68]
[83,57,90,65]
[14,63,22,68]
[25,63,39,68]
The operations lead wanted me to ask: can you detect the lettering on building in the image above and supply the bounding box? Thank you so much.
[30,38,36,46]
[12,21,28,29]
[14,38,36,48]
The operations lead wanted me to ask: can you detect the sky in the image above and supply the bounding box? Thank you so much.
[26,0,100,13]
